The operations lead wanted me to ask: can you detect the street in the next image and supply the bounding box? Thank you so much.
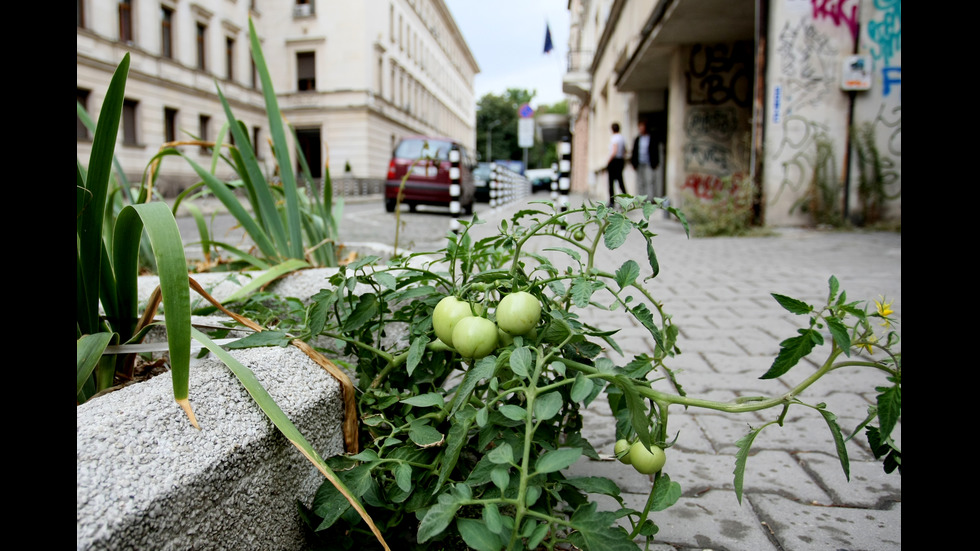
[175,192,548,263]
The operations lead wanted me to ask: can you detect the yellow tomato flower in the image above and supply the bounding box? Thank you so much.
[875,296,894,327]
[858,335,878,355]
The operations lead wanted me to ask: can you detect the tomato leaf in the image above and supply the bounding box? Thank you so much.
[760,330,818,379]
[488,442,515,465]
[875,384,901,440]
[567,502,638,551]
[435,406,477,493]
[394,463,413,492]
[343,293,379,331]
[409,421,444,447]
[533,391,563,421]
[570,277,600,308]
[603,212,632,250]
[400,392,445,408]
[826,317,851,356]
[817,408,850,481]
[771,293,813,315]
[374,271,397,291]
[457,518,505,551]
[645,236,660,279]
[499,404,528,422]
[450,355,496,417]
[510,346,532,378]
[733,423,771,504]
[406,335,428,376]
[614,260,639,289]
[534,447,582,474]
[629,303,665,353]
[649,473,682,512]
[417,500,460,543]
[570,372,594,402]
[491,466,511,490]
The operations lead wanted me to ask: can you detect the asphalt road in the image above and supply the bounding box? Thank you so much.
[175,193,546,263]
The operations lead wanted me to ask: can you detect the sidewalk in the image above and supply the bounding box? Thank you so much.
[474,194,902,551]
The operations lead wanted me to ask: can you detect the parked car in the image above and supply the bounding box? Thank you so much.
[473,162,492,202]
[384,136,476,214]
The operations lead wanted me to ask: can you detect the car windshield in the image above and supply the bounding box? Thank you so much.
[474,164,491,180]
[394,139,454,161]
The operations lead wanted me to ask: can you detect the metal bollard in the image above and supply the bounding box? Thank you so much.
[559,138,571,211]
[449,147,462,233]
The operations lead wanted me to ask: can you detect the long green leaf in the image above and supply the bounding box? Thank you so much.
[78,53,129,336]
[77,332,116,397]
[248,18,304,259]
[221,258,310,304]
[114,203,191,403]
[214,85,291,256]
[180,153,280,260]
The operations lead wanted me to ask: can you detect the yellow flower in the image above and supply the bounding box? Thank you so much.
[858,335,878,355]
[875,296,894,327]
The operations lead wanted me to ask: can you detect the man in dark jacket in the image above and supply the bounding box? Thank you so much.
[630,120,661,199]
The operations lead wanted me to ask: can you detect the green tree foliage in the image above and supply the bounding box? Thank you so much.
[476,90,568,170]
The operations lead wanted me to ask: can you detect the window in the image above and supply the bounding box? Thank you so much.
[77,89,91,140]
[199,114,210,153]
[226,37,235,81]
[297,51,316,91]
[119,0,133,43]
[164,107,178,143]
[196,23,207,71]
[161,6,174,58]
[122,98,139,146]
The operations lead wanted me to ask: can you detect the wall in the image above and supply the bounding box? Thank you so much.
[669,41,755,209]
[763,0,900,226]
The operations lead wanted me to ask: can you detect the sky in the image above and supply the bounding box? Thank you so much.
[443,1,570,109]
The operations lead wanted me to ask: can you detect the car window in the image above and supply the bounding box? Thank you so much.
[394,139,454,161]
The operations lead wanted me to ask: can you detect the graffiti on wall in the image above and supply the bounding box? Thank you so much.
[684,42,753,108]
[810,0,860,41]
[867,0,901,96]
[776,18,839,112]
[683,107,739,176]
[770,114,833,204]
[681,172,746,200]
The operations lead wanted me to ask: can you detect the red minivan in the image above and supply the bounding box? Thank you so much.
[384,136,476,214]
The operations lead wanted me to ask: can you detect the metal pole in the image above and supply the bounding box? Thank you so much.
[486,120,501,162]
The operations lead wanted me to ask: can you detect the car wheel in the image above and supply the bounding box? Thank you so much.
[385,198,396,213]
[409,202,418,213]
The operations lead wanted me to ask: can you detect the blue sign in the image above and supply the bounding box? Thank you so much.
[519,103,534,119]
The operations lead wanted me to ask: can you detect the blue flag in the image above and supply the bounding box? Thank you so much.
[543,23,554,54]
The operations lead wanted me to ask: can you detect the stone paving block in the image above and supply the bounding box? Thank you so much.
[701,352,780,376]
[691,412,767,455]
[671,371,792,396]
[737,413,877,462]
[669,336,747,356]
[749,494,901,551]
[796,452,902,508]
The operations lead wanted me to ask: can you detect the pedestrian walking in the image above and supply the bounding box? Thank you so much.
[630,119,661,199]
[606,122,627,206]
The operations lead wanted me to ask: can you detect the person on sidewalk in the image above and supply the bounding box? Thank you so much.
[606,122,627,206]
[630,119,661,199]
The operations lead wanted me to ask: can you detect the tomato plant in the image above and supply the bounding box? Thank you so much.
[628,442,666,474]
[277,196,900,551]
[451,316,499,359]
[432,295,475,347]
[494,291,541,336]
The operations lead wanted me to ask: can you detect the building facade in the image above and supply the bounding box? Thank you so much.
[77,0,479,196]
[563,0,901,226]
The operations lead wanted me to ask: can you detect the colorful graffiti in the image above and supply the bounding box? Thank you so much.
[810,0,860,41]
[866,0,902,97]
[682,173,743,200]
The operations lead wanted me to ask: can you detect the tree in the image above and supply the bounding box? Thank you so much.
[476,90,569,171]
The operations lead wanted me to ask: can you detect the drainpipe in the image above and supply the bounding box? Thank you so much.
[750,0,769,226]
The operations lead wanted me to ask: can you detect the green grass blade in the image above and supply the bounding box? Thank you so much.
[78,53,129,336]
[215,85,291,256]
[248,19,304,259]
[114,203,192,408]
[222,258,310,304]
[180,152,281,261]
[77,332,116,397]
[183,203,214,262]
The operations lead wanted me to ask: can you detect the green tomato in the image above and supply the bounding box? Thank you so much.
[433,296,475,347]
[615,439,632,464]
[628,442,666,475]
[573,230,586,241]
[495,291,542,336]
[451,316,499,359]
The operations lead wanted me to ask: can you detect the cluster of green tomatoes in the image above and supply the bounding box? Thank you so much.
[432,291,542,360]
[615,438,666,475]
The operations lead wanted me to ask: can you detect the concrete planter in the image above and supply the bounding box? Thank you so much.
[77,269,355,550]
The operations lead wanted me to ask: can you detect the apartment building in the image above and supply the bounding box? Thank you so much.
[563,0,901,226]
[77,0,479,197]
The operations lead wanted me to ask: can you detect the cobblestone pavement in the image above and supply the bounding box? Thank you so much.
[469,195,902,551]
